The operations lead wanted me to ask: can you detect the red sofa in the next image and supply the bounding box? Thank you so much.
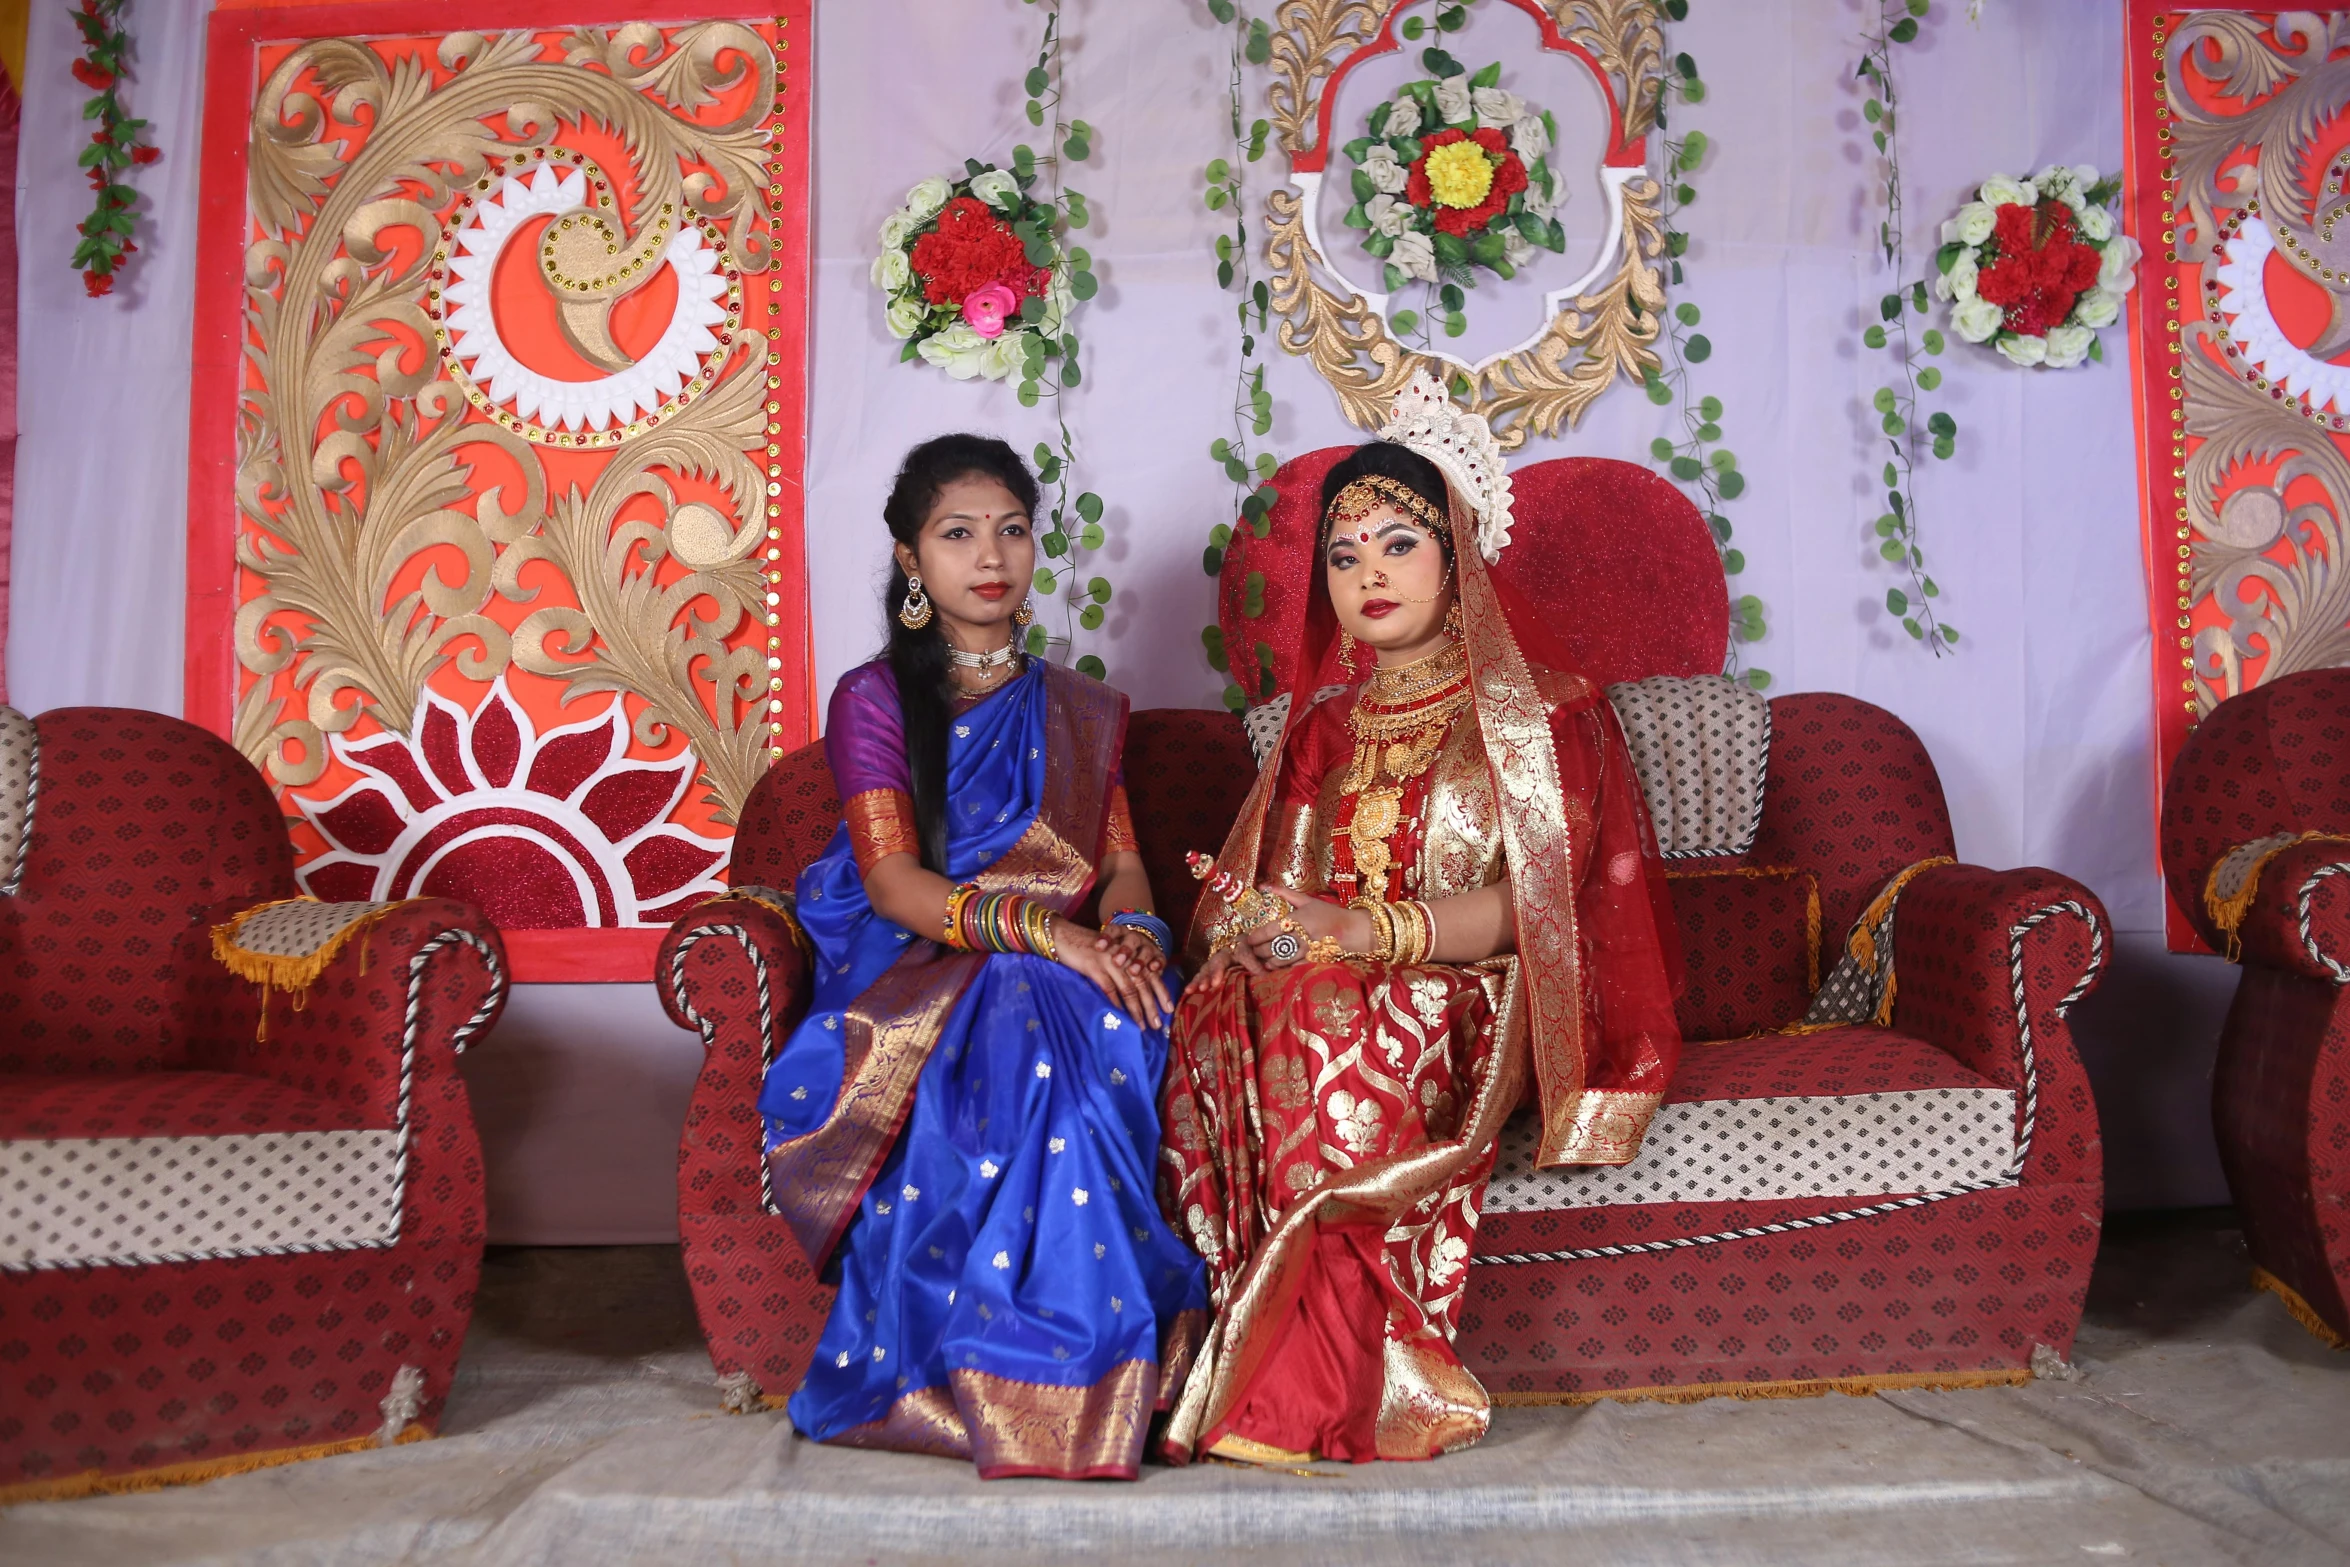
[0,707,507,1498]
[2160,668,2350,1346]
[658,452,2112,1406]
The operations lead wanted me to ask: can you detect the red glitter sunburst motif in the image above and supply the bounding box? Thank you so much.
[298,678,730,929]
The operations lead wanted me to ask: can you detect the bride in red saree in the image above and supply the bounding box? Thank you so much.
[1157,374,1685,1466]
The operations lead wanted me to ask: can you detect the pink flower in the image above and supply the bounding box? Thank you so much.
[961,282,1021,339]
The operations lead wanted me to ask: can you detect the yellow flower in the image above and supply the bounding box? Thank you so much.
[1424,140,1495,209]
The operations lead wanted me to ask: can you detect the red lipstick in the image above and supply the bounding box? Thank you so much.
[972,583,1010,601]
[1360,599,1397,619]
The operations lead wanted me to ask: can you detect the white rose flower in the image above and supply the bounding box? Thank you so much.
[2069,164,2100,192]
[979,332,1027,382]
[1433,76,1473,128]
[1366,193,1414,239]
[884,297,927,340]
[902,176,952,223]
[1361,142,1409,195]
[870,248,912,292]
[2034,163,2076,197]
[970,168,1022,211]
[2076,203,2116,242]
[1942,201,1997,247]
[1523,173,1557,222]
[879,211,914,250]
[1510,112,1549,164]
[2098,234,2141,292]
[1502,229,1536,270]
[1934,249,1979,303]
[917,321,990,380]
[1953,296,2005,343]
[1389,229,1438,284]
[1978,174,2035,210]
[1385,93,1422,139]
[1996,331,2049,368]
[2041,324,2094,368]
[1472,87,1523,130]
[2073,287,2121,329]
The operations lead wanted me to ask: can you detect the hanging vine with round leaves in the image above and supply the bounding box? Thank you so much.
[1010,0,1117,678]
[1857,0,1961,652]
[1639,1,1767,687]
[1199,0,1282,712]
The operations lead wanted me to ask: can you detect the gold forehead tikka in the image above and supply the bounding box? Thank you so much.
[1323,475,1448,547]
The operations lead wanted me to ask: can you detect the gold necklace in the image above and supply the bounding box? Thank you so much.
[1339,637,1471,902]
[1359,638,1468,708]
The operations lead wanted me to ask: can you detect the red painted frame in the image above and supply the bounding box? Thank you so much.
[1293,0,1645,176]
[185,0,814,983]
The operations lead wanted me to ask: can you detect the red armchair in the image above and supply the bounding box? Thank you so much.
[658,452,2111,1406]
[2160,668,2350,1346]
[0,707,507,1499]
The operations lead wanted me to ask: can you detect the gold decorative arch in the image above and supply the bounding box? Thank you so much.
[1261,0,1669,448]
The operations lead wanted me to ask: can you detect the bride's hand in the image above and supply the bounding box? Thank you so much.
[1239,886,1373,967]
[1053,919,1172,1028]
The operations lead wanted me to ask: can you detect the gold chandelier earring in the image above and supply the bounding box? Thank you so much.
[1337,628,1361,673]
[1012,596,1035,626]
[1443,596,1463,640]
[898,572,933,630]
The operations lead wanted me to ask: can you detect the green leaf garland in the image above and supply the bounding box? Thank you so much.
[69,0,159,298]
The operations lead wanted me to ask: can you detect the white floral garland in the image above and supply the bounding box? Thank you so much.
[871,165,1081,384]
[1932,163,2139,370]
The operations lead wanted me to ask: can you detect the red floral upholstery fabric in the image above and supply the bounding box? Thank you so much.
[727,740,843,898]
[0,1072,364,1139]
[2161,671,2350,1341]
[2,710,503,1489]
[1670,1027,1989,1101]
[668,689,2109,1401]
[0,709,291,1077]
[1666,868,1818,1041]
[1121,708,1255,934]
[1745,693,1957,947]
[2161,668,2350,950]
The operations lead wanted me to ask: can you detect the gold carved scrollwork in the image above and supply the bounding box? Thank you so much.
[2164,13,2350,714]
[234,23,776,819]
[1260,0,1669,447]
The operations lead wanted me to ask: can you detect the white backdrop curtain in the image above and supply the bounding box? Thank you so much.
[11,0,2235,1239]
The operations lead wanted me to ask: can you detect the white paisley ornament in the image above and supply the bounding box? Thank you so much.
[428,151,741,446]
[2215,213,2350,418]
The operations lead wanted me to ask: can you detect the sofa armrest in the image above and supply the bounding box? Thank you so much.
[2228,840,2350,984]
[1889,865,2109,1186]
[658,892,813,1222]
[188,897,509,1129]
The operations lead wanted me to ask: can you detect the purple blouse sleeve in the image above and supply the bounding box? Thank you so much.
[824,662,913,799]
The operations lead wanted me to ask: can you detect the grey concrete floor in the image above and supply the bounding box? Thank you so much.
[3,1210,2346,1566]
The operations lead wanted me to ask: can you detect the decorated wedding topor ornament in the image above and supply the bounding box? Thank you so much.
[1377,369,1516,562]
[1932,164,2137,370]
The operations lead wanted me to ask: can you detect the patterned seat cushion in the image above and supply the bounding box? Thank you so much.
[1484,1027,2013,1213]
[1,1072,399,1269]
[1666,867,1819,1040]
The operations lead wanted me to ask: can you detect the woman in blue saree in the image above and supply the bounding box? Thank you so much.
[757,435,1205,1479]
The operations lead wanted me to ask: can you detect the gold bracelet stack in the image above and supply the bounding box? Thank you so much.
[1349,898,1435,965]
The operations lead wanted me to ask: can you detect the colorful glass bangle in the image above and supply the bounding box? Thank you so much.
[942,881,982,949]
[1107,910,1173,956]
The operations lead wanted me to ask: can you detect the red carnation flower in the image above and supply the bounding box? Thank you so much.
[84,269,113,298]
[130,143,159,166]
[1974,200,2102,338]
[70,58,114,92]
[907,196,1045,308]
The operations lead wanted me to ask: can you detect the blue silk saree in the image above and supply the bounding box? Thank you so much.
[756,659,1205,1479]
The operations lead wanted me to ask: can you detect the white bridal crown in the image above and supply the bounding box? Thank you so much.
[1377,369,1514,563]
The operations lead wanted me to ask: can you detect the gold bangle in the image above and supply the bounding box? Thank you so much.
[1371,901,1397,963]
[942,882,979,948]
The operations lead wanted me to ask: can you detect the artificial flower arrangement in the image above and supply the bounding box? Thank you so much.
[1933,164,2139,369]
[871,159,1096,384]
[1341,57,1565,296]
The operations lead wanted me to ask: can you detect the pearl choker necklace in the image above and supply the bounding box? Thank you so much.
[947,642,1020,671]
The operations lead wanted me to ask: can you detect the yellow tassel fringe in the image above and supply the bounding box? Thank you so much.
[2203,834,2350,960]
[2253,1265,2349,1349]
[0,1424,430,1509]
[1490,1364,2031,1408]
[210,898,405,1040]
